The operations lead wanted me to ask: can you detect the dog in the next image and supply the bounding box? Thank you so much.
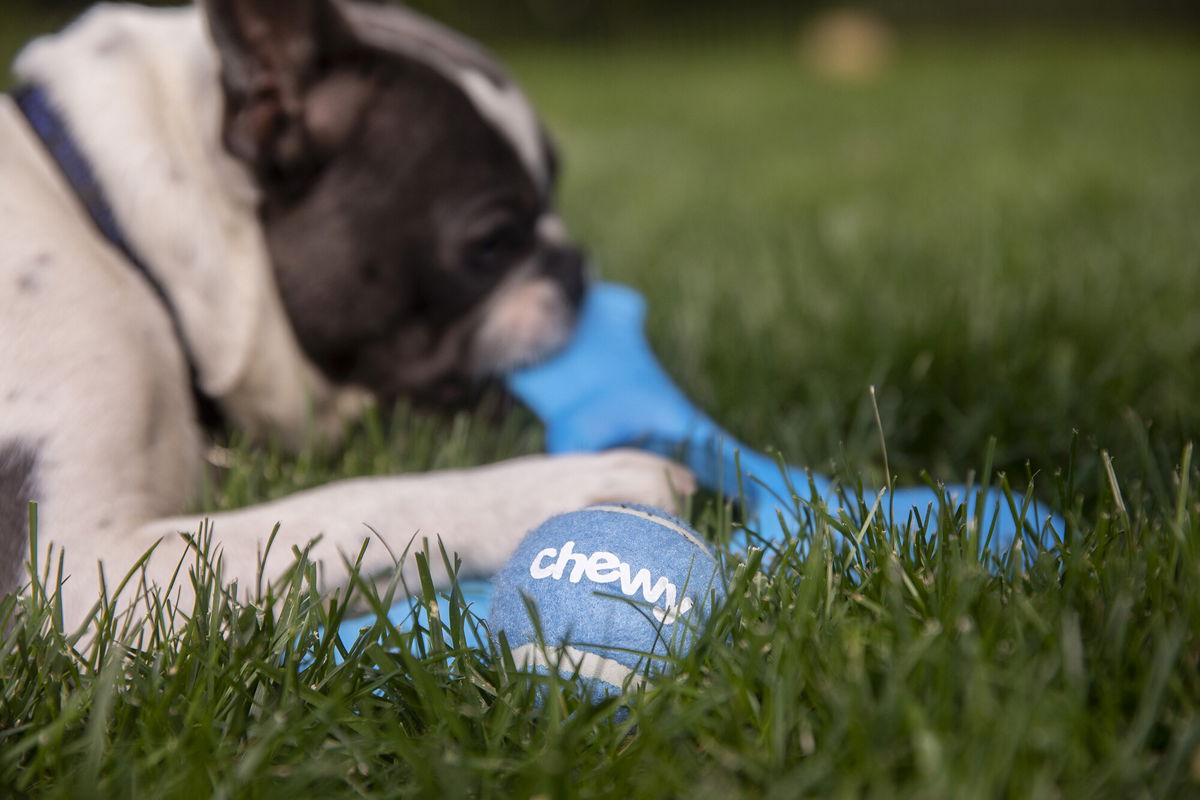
[0,0,693,631]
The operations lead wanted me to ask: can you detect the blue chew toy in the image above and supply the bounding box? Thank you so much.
[508,282,1062,555]
[488,504,725,702]
[334,282,1061,649]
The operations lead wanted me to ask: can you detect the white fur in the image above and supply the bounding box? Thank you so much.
[345,2,552,190]
[470,264,575,375]
[14,6,367,446]
[537,213,570,246]
[0,4,692,631]
[455,68,547,188]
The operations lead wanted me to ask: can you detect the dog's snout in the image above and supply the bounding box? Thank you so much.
[543,244,588,309]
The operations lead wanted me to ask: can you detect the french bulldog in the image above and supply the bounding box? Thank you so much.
[0,0,692,630]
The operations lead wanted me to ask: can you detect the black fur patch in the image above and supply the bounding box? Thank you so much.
[0,442,37,596]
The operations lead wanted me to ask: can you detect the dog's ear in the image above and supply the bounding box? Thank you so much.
[202,0,356,176]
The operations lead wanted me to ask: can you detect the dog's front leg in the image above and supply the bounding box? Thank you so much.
[106,450,693,624]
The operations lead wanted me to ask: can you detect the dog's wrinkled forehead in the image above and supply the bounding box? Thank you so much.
[346,3,553,192]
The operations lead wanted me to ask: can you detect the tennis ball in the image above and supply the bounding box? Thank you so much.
[488,504,725,703]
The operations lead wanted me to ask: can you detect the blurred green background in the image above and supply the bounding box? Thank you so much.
[2,1,1198,498]
[349,0,1199,40]
[5,0,1197,46]
[423,0,1193,35]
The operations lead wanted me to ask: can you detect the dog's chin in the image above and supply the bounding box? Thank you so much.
[468,273,579,377]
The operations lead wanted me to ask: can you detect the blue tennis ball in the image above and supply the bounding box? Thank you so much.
[488,504,725,703]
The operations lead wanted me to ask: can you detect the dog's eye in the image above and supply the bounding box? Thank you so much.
[468,223,531,274]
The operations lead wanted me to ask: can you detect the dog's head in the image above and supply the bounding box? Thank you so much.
[204,0,585,407]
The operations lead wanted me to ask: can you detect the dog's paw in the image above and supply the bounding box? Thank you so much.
[560,449,697,514]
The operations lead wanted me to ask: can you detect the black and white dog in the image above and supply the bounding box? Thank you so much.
[0,0,692,629]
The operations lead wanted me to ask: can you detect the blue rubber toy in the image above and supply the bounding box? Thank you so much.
[335,281,1062,650]
[508,282,1062,555]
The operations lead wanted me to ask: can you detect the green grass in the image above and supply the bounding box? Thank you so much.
[4,24,1200,799]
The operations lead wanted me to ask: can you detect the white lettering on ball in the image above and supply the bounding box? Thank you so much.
[527,540,696,624]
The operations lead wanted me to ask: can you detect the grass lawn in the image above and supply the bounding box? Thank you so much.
[4,17,1200,798]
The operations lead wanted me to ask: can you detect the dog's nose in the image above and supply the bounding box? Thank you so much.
[544,244,588,308]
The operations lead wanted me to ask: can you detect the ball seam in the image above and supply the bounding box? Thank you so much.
[586,504,713,554]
